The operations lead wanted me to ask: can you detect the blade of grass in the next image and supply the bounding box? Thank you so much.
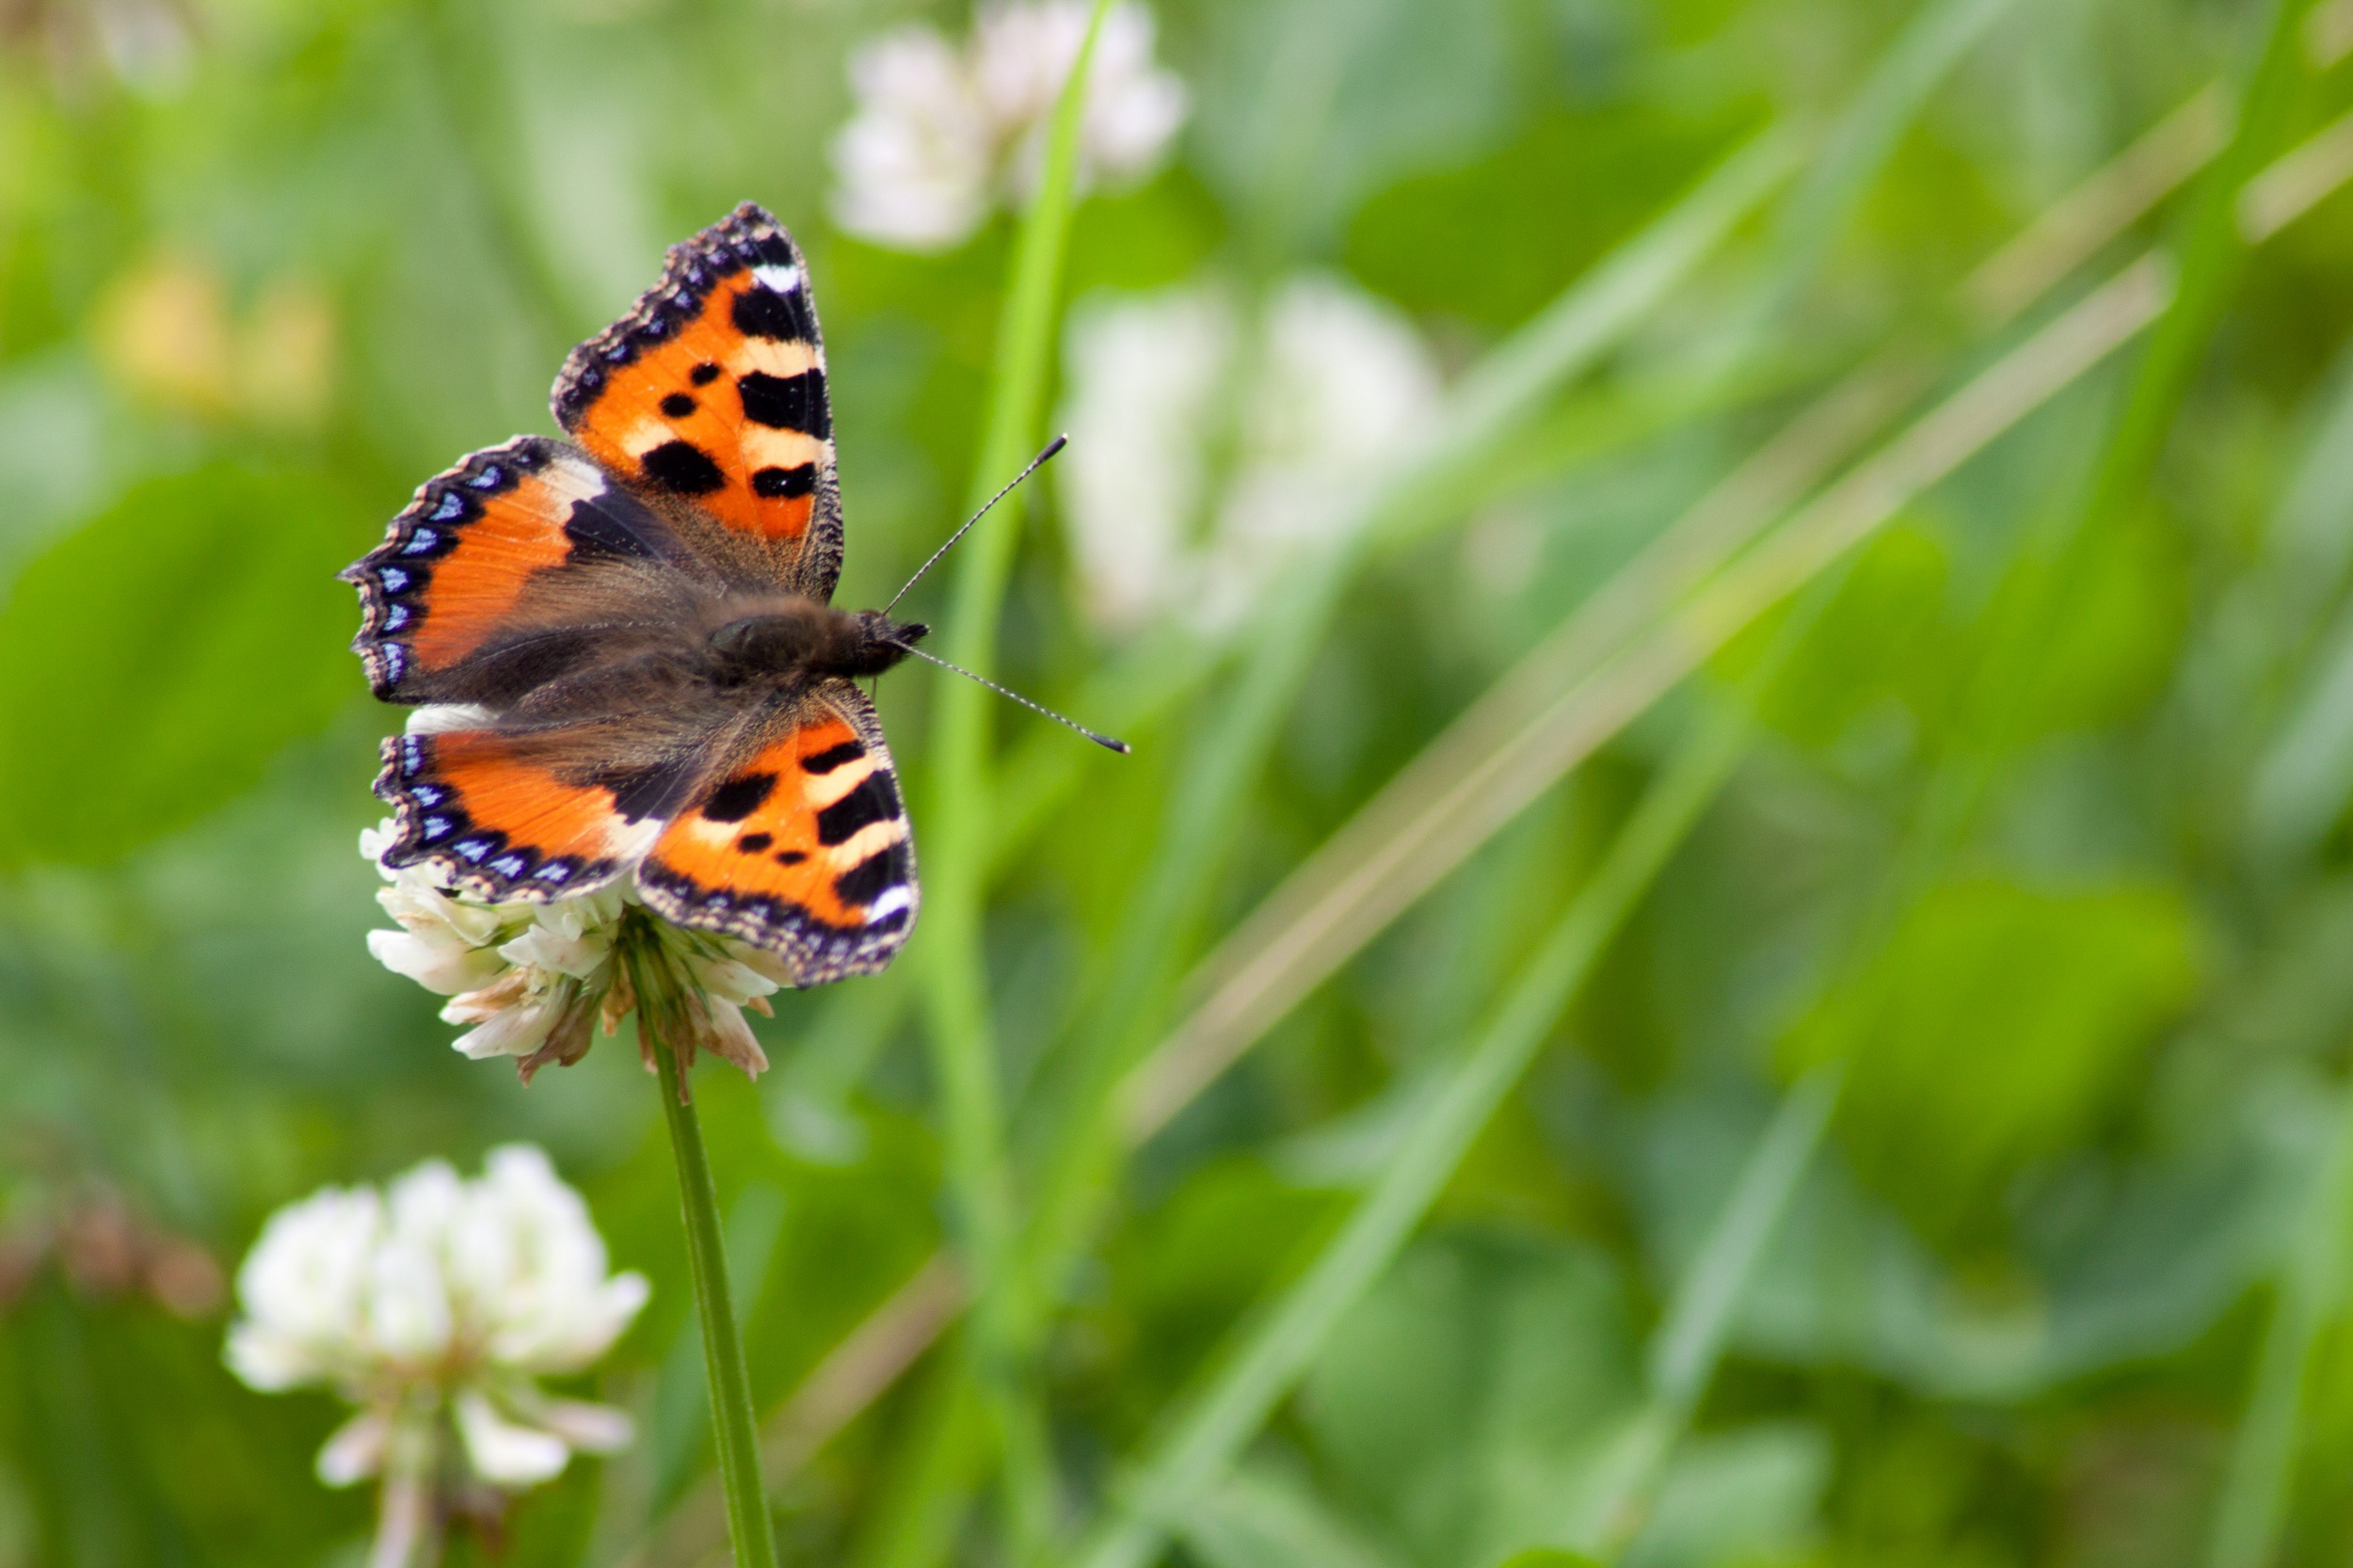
[1569,1067,1843,1557]
[2205,1083,2353,1568]
[916,1,1116,1557]
[1962,86,2232,327]
[1411,128,1803,481]
[2240,102,2353,239]
[2080,0,2314,541]
[2202,1082,2353,1562]
[1070,701,1757,1568]
[1702,0,2028,378]
[1686,256,2170,636]
[2313,0,2353,64]
[1649,1069,1845,1419]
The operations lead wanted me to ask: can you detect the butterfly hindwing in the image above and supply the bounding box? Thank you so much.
[372,722,709,902]
[637,680,917,984]
[551,202,843,603]
[341,436,692,706]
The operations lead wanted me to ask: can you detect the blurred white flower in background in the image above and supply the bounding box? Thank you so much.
[1058,274,1443,636]
[830,0,1188,250]
[227,1147,646,1562]
[360,814,789,1082]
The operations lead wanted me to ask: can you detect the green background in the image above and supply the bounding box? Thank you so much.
[7,0,2353,1564]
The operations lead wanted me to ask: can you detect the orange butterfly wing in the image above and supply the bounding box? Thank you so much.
[552,202,843,602]
[374,724,688,901]
[638,682,917,983]
[341,435,690,706]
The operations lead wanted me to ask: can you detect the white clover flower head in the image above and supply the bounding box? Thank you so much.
[831,24,998,250]
[829,1,1188,252]
[225,1146,648,1492]
[1058,273,1442,636]
[360,822,783,1082]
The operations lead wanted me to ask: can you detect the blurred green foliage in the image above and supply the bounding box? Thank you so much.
[6,0,2353,1565]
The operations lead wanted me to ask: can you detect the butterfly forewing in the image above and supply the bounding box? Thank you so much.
[341,437,696,706]
[552,202,845,603]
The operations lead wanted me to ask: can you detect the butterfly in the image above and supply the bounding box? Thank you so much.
[343,203,926,985]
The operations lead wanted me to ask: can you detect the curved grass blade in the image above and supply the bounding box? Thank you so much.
[2205,1084,2353,1568]
[1570,1067,1843,1558]
[914,1,1118,1557]
[1701,0,2028,377]
[1963,87,2232,326]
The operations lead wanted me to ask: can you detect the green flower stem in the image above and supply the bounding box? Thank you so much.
[371,1411,441,1568]
[631,935,779,1568]
[917,1,1115,1558]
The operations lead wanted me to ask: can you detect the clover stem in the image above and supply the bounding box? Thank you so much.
[369,1411,441,1568]
[629,924,780,1568]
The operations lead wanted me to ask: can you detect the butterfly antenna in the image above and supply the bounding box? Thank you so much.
[884,435,1068,615]
[889,640,1130,754]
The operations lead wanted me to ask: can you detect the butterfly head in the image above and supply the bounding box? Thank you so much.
[847,608,928,675]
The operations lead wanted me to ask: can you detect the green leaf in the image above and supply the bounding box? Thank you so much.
[0,462,368,867]
[1301,1234,1641,1568]
[1348,102,1765,330]
[1489,1552,1603,1568]
[1732,520,1955,751]
[1974,502,2190,745]
[1783,878,2201,1247]
[1618,1424,1831,1568]
[1180,1464,1408,1568]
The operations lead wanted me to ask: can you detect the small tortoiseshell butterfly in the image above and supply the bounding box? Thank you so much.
[344,203,924,984]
